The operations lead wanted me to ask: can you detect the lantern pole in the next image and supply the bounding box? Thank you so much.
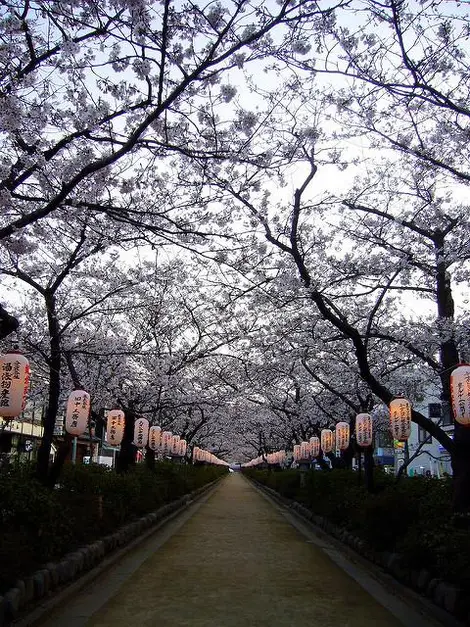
[72,436,77,464]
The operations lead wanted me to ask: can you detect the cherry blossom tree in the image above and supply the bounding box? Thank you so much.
[0,0,347,242]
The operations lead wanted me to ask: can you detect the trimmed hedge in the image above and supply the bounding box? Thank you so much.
[0,461,227,593]
[245,468,470,591]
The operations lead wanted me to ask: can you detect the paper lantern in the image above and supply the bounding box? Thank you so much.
[65,390,90,436]
[293,444,301,461]
[106,409,125,446]
[133,417,149,448]
[149,425,162,451]
[0,351,30,418]
[161,431,172,454]
[300,441,310,460]
[355,413,373,447]
[178,439,187,457]
[170,434,180,455]
[321,429,334,453]
[450,364,470,426]
[309,436,320,457]
[21,361,31,411]
[335,422,350,450]
[389,398,412,440]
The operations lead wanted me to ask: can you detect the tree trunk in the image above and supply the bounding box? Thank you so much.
[451,423,470,514]
[364,446,375,493]
[145,445,155,470]
[116,405,136,473]
[36,293,61,484]
[47,434,73,487]
[434,232,470,512]
[341,444,354,469]
[0,303,19,340]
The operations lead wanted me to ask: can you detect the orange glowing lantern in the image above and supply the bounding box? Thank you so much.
[161,431,172,454]
[300,441,310,460]
[309,436,320,457]
[389,398,412,440]
[149,425,162,451]
[106,409,125,446]
[133,417,149,448]
[355,413,373,447]
[293,444,301,461]
[178,439,187,457]
[321,429,334,453]
[450,364,470,426]
[0,351,30,418]
[170,434,180,455]
[335,422,350,450]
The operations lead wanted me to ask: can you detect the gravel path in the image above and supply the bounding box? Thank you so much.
[84,473,402,627]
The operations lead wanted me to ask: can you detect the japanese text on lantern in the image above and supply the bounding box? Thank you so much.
[0,362,12,407]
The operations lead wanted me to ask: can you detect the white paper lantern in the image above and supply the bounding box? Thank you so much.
[106,409,125,446]
[0,351,30,418]
[178,439,187,457]
[450,364,470,426]
[355,413,373,447]
[293,444,301,461]
[170,434,180,455]
[21,361,31,411]
[321,429,334,453]
[335,422,350,450]
[65,390,91,436]
[133,417,149,448]
[309,436,320,457]
[389,398,412,440]
[161,431,172,454]
[148,425,162,451]
[300,441,310,460]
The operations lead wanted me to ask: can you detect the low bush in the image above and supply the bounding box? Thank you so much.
[0,461,227,593]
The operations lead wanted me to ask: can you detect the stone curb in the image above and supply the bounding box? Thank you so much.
[251,480,468,625]
[5,478,220,627]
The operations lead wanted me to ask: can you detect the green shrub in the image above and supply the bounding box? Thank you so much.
[244,467,468,591]
[0,461,226,594]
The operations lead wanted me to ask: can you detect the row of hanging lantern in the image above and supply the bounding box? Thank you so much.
[64,397,189,457]
[241,450,287,468]
[3,349,470,470]
[267,450,287,465]
[192,446,229,466]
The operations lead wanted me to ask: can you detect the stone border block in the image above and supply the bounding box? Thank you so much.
[32,571,46,600]
[4,588,21,621]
